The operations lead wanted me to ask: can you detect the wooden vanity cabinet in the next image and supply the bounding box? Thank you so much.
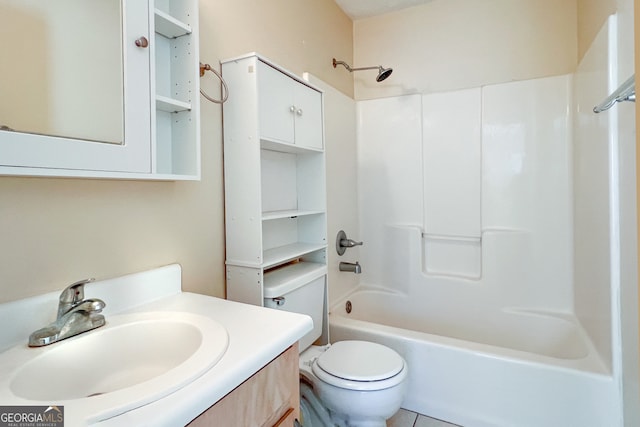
[187,344,300,427]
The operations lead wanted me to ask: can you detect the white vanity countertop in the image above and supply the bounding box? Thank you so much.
[96,292,312,426]
[0,264,313,427]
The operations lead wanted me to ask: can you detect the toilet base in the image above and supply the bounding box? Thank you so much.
[300,381,334,426]
[299,344,406,427]
[300,376,396,427]
[313,379,404,427]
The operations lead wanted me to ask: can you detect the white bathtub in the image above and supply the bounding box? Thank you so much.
[329,287,619,427]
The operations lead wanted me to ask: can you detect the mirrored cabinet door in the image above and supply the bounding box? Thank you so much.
[0,0,200,180]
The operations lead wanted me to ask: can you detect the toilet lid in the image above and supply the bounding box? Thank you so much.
[314,340,404,382]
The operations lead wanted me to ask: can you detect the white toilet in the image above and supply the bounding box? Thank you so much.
[264,276,408,427]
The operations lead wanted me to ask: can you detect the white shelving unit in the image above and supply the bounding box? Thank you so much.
[221,53,327,307]
[151,0,200,178]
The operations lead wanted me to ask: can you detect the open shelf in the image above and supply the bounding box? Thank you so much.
[154,9,191,38]
[156,95,191,113]
[151,0,199,178]
[263,243,326,269]
[261,139,324,154]
[263,261,327,298]
[262,209,324,221]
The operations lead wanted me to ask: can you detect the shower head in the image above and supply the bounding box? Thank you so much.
[376,66,393,82]
[333,58,393,82]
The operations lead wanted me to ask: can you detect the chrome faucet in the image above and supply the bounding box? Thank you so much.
[339,261,362,274]
[28,278,106,347]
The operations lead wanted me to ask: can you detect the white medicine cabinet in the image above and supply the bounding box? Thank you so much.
[221,53,327,307]
[0,0,200,180]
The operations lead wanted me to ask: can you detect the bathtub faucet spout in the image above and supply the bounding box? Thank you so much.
[339,261,362,274]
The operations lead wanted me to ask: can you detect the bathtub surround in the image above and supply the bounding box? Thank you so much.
[574,14,618,378]
[422,88,481,278]
[325,11,637,427]
[355,74,573,310]
[578,4,639,424]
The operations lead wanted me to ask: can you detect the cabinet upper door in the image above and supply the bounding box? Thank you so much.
[0,0,152,175]
[258,62,295,145]
[293,83,323,150]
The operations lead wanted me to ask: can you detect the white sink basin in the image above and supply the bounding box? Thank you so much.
[0,311,229,423]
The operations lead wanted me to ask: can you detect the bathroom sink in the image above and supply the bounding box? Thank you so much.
[0,311,229,423]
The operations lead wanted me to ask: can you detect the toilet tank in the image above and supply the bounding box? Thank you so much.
[263,264,326,351]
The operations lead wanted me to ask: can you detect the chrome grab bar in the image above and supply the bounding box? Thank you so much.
[593,74,635,113]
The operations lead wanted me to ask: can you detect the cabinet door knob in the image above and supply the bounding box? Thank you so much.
[289,105,296,113]
[135,36,149,48]
[296,108,303,116]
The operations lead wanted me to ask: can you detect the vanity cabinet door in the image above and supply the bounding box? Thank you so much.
[187,344,300,427]
[272,407,296,426]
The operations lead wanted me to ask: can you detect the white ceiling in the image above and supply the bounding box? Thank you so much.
[334,0,435,20]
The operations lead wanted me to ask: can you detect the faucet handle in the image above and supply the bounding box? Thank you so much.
[340,238,363,248]
[59,278,95,305]
[336,230,364,256]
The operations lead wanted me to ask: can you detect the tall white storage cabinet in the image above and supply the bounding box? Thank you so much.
[221,54,328,316]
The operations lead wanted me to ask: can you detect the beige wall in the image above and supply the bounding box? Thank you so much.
[0,0,352,304]
[578,0,617,60]
[353,0,578,100]
[200,0,353,98]
[636,0,640,391]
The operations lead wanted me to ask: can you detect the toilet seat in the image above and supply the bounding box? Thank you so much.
[311,341,407,391]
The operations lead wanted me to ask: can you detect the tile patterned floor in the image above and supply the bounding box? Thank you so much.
[387,409,462,427]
